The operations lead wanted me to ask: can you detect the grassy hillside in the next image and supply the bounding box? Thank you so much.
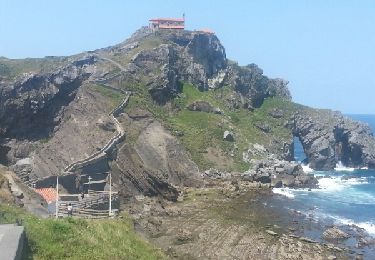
[0,57,71,79]
[0,204,165,260]
[121,82,302,172]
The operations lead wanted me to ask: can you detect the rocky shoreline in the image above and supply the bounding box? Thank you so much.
[126,179,354,260]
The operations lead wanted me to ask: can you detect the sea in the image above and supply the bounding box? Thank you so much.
[272,114,375,256]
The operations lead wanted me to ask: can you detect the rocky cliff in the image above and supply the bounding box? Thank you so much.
[294,108,375,170]
[0,27,375,201]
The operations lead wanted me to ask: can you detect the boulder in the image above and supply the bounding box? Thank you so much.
[255,122,271,133]
[223,131,234,142]
[323,226,350,240]
[269,108,284,118]
[187,101,214,113]
[249,155,318,188]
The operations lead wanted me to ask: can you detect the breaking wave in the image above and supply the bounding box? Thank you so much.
[334,161,355,172]
[272,188,295,198]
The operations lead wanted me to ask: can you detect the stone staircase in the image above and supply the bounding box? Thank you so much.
[57,190,119,219]
[63,91,129,173]
[15,56,128,218]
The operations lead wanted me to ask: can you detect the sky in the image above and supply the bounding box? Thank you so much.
[1,0,374,114]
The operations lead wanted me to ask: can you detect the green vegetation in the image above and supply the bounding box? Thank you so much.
[107,35,164,67]
[0,204,165,260]
[122,83,301,172]
[0,57,70,79]
[91,84,124,109]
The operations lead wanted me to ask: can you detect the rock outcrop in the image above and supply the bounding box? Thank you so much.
[294,109,375,170]
[116,29,290,107]
[246,156,318,188]
[0,55,96,140]
[225,63,291,108]
[323,226,350,240]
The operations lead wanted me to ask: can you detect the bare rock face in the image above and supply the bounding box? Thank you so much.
[225,63,291,108]
[114,117,201,201]
[0,55,97,140]
[134,121,201,188]
[123,30,290,108]
[294,109,375,170]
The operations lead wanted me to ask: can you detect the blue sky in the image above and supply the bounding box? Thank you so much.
[1,0,374,114]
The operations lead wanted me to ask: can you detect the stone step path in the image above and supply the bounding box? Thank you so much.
[17,56,128,218]
[30,56,131,188]
[57,191,118,218]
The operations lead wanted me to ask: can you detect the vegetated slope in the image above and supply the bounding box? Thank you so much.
[0,204,165,260]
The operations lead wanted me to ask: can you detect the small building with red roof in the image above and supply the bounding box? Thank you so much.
[149,15,185,31]
[35,188,57,203]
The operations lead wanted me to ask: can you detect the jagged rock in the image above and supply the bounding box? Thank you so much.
[294,110,375,170]
[323,226,350,240]
[0,55,96,140]
[213,107,223,115]
[202,168,231,179]
[255,122,271,133]
[269,108,284,118]
[249,156,318,188]
[187,101,214,113]
[223,131,234,141]
[225,63,291,108]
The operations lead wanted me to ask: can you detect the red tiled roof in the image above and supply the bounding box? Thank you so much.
[159,25,185,29]
[149,18,184,22]
[35,188,57,203]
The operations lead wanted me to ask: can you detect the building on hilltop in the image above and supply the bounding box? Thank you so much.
[149,15,185,31]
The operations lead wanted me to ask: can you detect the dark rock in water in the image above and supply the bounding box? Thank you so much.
[255,173,271,184]
[272,180,283,188]
[323,226,350,240]
[248,156,318,188]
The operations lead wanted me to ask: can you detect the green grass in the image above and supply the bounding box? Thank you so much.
[119,82,301,172]
[0,204,165,260]
[91,84,124,109]
[0,57,70,79]
[108,35,164,67]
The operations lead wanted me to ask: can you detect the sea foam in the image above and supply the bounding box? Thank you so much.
[302,164,314,173]
[334,161,355,172]
[272,188,295,198]
[333,216,375,236]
